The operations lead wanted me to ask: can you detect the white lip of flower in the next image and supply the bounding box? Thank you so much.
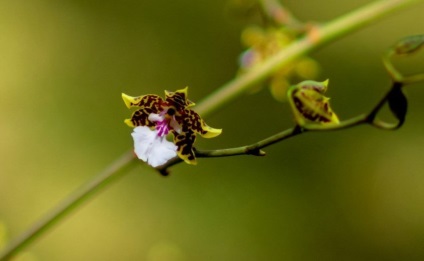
[131,126,177,167]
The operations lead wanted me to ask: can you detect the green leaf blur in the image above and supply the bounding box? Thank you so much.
[1,0,424,260]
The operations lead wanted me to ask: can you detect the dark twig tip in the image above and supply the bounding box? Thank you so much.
[258,150,267,156]
[246,147,266,156]
[158,168,170,177]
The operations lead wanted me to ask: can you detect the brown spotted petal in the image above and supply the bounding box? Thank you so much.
[122,94,164,127]
[173,129,197,165]
[165,87,193,110]
[182,109,222,138]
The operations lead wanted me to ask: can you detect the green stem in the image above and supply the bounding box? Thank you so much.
[258,0,302,27]
[186,114,369,158]
[197,127,300,157]
[165,114,375,160]
[163,67,424,166]
[195,0,422,118]
[0,151,137,260]
[403,73,424,85]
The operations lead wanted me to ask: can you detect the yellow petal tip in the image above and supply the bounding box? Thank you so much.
[331,114,340,124]
[187,100,196,108]
[178,153,197,165]
[186,159,197,165]
[179,86,189,93]
[202,128,222,138]
[322,79,329,87]
[122,93,135,109]
[124,119,135,127]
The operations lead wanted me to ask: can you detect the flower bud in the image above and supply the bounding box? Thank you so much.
[287,80,339,126]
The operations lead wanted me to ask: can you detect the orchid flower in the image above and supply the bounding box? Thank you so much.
[239,26,320,101]
[122,87,222,166]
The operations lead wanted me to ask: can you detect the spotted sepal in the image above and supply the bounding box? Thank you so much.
[122,93,164,127]
[288,80,339,126]
[180,109,222,138]
[165,87,195,110]
[173,130,197,165]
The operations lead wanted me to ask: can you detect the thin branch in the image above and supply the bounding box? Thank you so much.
[157,115,380,175]
[195,0,423,118]
[0,151,138,261]
[197,126,299,157]
[156,114,372,174]
[384,53,424,84]
[403,73,424,84]
[258,0,302,27]
[160,73,423,172]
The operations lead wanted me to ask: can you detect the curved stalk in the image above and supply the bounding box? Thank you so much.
[0,151,137,260]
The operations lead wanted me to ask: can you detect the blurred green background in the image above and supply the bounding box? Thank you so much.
[1,0,424,260]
